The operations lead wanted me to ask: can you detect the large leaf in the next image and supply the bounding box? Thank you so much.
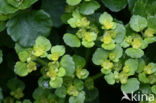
[101,0,127,12]
[0,50,3,64]
[148,16,156,32]
[125,48,144,58]
[0,0,18,14]
[41,0,65,27]
[7,10,52,47]
[60,55,75,77]
[132,0,156,17]
[7,0,38,9]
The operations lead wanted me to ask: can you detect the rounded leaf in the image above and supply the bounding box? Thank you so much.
[92,48,109,65]
[121,78,140,93]
[79,1,100,15]
[101,0,127,12]
[14,62,29,77]
[7,10,52,47]
[63,33,81,47]
[125,48,144,58]
[130,15,147,32]
[66,0,81,6]
[60,55,75,77]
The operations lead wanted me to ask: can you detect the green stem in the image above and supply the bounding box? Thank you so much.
[91,72,104,80]
[36,58,47,66]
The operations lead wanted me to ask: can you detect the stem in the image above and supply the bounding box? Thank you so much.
[91,72,104,80]
[36,58,47,66]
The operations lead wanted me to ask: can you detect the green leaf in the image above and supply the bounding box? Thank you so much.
[23,99,32,103]
[7,10,52,47]
[121,78,140,93]
[151,85,156,95]
[41,0,65,27]
[0,21,6,32]
[92,48,109,65]
[110,44,123,62]
[60,55,75,77]
[55,86,67,98]
[101,0,127,12]
[147,16,156,32]
[129,15,147,32]
[66,0,81,6]
[7,78,25,91]
[69,91,85,103]
[49,77,63,88]
[138,73,149,83]
[7,0,37,9]
[104,72,115,85]
[125,59,138,76]
[51,45,65,56]
[127,0,136,10]
[125,48,144,58]
[132,0,156,17]
[79,1,100,15]
[0,0,18,14]
[14,62,29,77]
[63,33,81,48]
[85,87,99,102]
[73,55,86,69]
[0,50,3,64]
[115,23,126,43]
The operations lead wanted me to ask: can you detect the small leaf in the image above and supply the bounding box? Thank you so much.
[121,78,140,93]
[66,0,81,6]
[73,55,86,69]
[14,62,29,77]
[55,86,67,98]
[51,45,65,56]
[49,77,63,88]
[69,91,85,103]
[7,77,25,91]
[125,59,138,76]
[92,48,109,65]
[129,15,147,32]
[151,85,156,95]
[63,33,81,47]
[104,72,115,85]
[79,1,100,15]
[60,55,75,77]
[101,0,127,12]
[7,10,52,47]
[115,23,126,43]
[125,48,144,58]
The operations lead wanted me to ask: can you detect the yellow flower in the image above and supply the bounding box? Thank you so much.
[84,32,93,42]
[102,34,112,44]
[33,45,45,57]
[27,62,37,73]
[144,65,152,75]
[123,65,130,73]
[145,28,155,37]
[47,68,57,80]
[131,38,142,49]
[51,52,59,61]
[101,60,113,70]
[119,72,128,84]
[67,85,79,96]
[103,21,116,30]
[109,53,116,60]
[125,36,133,44]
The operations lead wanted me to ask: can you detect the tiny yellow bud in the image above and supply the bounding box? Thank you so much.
[123,65,130,73]
[84,32,93,42]
[144,28,155,37]
[144,65,152,75]
[51,52,59,61]
[101,60,113,70]
[131,38,142,49]
[109,53,116,60]
[103,34,112,44]
[47,68,57,80]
